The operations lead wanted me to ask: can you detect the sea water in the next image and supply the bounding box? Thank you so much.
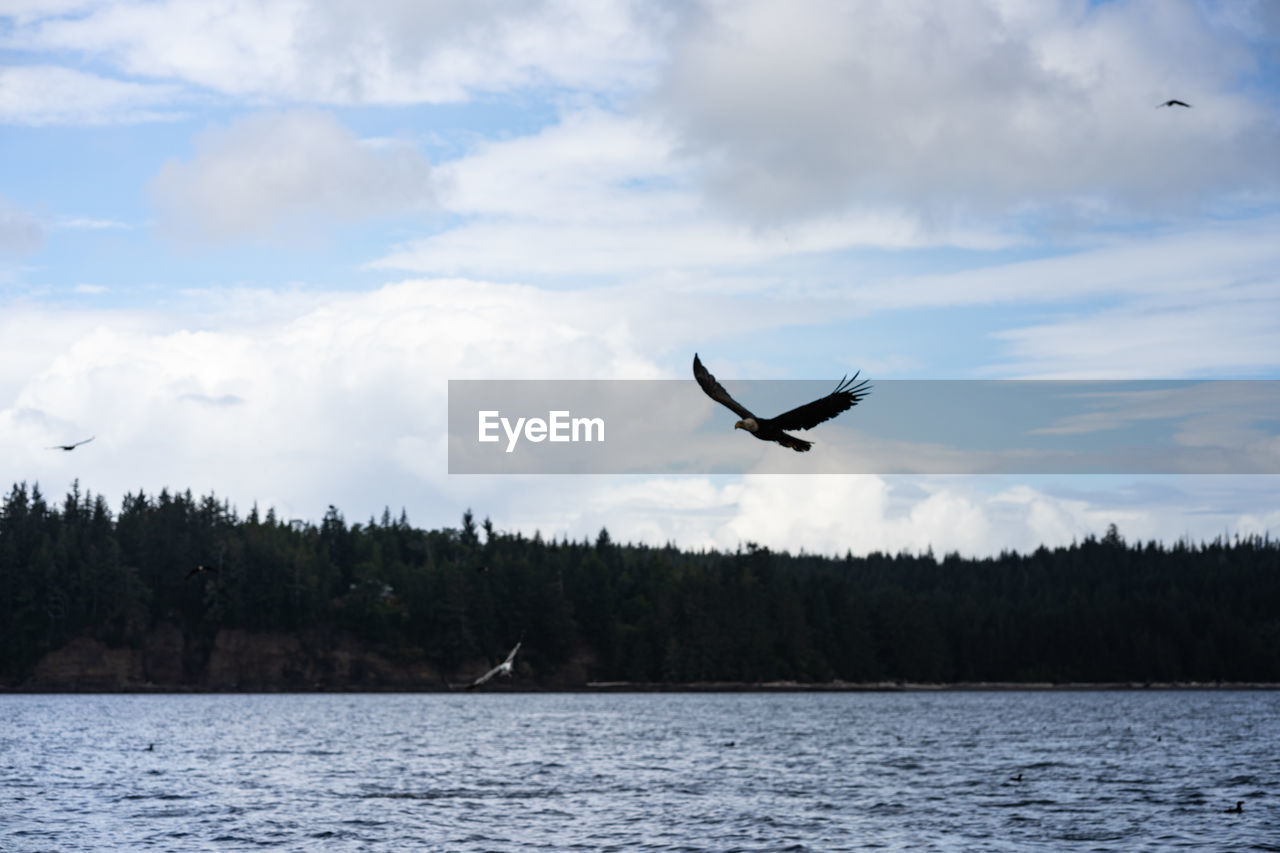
[1,691,1276,851]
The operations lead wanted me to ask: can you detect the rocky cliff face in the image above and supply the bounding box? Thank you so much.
[19,625,529,691]
[31,636,147,690]
[200,628,444,690]
[19,626,598,690]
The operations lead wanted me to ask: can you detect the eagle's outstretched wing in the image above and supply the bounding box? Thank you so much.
[693,354,755,421]
[47,436,94,451]
[768,374,872,431]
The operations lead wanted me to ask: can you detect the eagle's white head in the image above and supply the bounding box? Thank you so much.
[734,418,758,433]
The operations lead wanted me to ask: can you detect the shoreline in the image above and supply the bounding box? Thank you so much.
[4,680,1278,694]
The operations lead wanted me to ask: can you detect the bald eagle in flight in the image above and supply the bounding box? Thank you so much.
[693,354,870,452]
[47,436,94,451]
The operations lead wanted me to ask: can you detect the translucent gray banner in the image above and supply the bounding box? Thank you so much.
[448,380,1280,474]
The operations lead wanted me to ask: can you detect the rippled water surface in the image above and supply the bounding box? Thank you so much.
[1,691,1276,851]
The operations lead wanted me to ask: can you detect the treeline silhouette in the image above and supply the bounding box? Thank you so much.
[2,481,1278,686]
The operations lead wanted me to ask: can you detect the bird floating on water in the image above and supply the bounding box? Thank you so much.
[47,436,94,451]
[693,354,870,452]
[1224,801,1243,814]
[467,640,522,688]
[1159,99,1191,108]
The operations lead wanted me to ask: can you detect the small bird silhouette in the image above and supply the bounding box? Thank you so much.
[47,436,94,451]
[1159,99,1191,108]
[1011,773,1023,782]
[185,564,218,580]
[1224,801,1243,814]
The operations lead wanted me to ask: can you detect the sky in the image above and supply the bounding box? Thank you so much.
[2,0,1280,557]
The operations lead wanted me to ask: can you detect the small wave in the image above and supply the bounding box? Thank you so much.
[130,808,203,820]
[357,787,563,801]
[211,834,281,846]
[120,793,192,801]
[1060,832,1130,843]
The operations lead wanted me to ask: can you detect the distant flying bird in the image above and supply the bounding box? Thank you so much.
[185,564,218,580]
[1159,99,1191,108]
[1224,801,1243,814]
[47,436,94,451]
[187,544,226,581]
[467,640,522,688]
[693,354,870,452]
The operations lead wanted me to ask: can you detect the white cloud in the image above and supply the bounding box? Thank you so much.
[854,219,1280,312]
[0,277,665,521]
[0,0,102,24]
[0,195,44,254]
[993,297,1280,378]
[3,278,1278,555]
[654,0,1280,224]
[57,217,131,230]
[493,472,1280,558]
[716,476,1104,557]
[0,64,181,125]
[825,218,1280,378]
[1238,506,1280,539]
[374,110,1011,277]
[432,111,679,223]
[148,110,434,243]
[373,214,960,278]
[6,0,665,104]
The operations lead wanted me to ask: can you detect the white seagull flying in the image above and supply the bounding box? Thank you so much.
[467,641,522,688]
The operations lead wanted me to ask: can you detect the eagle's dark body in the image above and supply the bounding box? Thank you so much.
[185,564,218,580]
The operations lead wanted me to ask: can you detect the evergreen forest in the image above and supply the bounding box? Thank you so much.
[2,481,1278,687]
